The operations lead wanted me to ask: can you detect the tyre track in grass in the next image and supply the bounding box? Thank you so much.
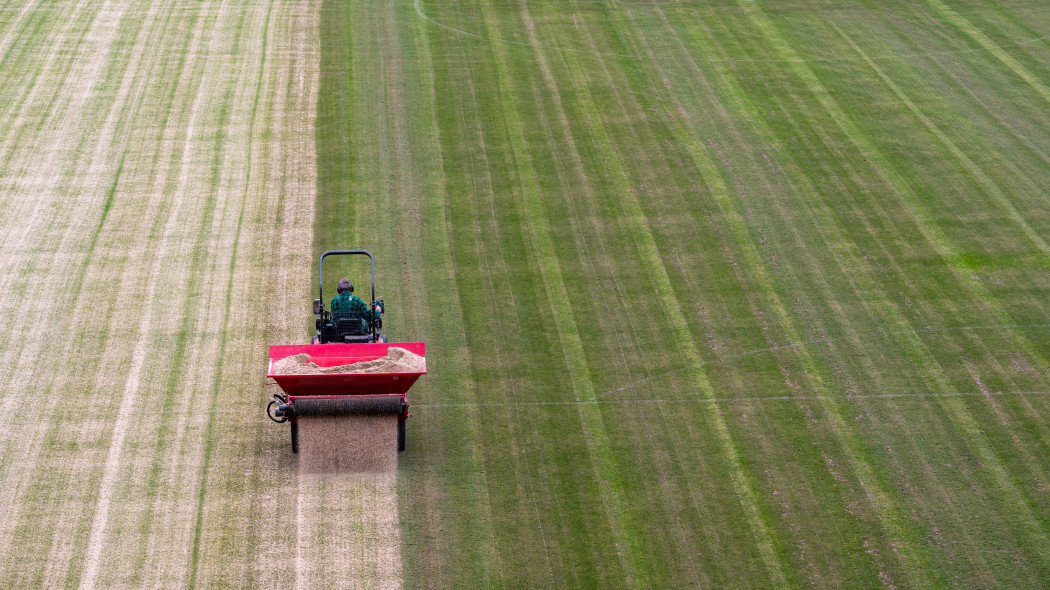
[398,0,503,583]
[508,4,791,585]
[718,0,1050,578]
[475,1,646,585]
[187,1,316,585]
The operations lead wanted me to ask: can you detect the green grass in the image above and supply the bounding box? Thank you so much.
[316,0,1050,587]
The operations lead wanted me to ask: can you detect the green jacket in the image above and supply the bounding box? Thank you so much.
[330,291,381,324]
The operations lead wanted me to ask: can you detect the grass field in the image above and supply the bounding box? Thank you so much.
[4,0,1050,587]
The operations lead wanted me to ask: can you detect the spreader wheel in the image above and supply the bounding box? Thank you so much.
[290,421,299,454]
[398,419,406,452]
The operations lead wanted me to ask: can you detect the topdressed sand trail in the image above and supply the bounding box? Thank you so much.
[294,414,402,588]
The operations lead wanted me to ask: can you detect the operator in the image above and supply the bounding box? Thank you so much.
[330,278,383,326]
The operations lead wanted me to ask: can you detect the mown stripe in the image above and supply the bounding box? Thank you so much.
[620,2,943,585]
[400,0,504,583]
[531,3,792,585]
[476,1,640,585]
[829,21,1050,263]
[729,0,1050,577]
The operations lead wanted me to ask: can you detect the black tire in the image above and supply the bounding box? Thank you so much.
[290,421,299,454]
[397,419,406,452]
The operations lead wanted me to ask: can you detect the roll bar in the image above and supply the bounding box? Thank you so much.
[318,250,378,342]
[319,249,375,306]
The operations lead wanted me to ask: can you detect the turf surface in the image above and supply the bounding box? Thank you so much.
[315,0,1050,587]
[3,0,1050,587]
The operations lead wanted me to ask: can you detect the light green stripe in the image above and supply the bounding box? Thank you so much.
[477,2,641,584]
[548,3,792,585]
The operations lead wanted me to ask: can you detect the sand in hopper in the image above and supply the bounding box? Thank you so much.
[274,346,425,375]
[297,414,399,474]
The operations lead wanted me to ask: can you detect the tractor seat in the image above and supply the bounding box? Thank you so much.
[334,317,369,335]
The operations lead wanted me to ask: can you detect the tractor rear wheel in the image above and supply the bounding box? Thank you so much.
[397,420,406,452]
[290,422,299,454]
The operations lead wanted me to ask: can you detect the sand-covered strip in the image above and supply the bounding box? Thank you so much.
[0,0,128,286]
[0,2,168,581]
[0,0,220,584]
[0,0,408,587]
[0,0,313,587]
[175,2,320,584]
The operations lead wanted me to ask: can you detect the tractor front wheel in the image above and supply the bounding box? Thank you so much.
[291,421,299,454]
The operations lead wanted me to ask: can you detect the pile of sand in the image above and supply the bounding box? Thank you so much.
[274,346,425,375]
[297,414,398,473]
